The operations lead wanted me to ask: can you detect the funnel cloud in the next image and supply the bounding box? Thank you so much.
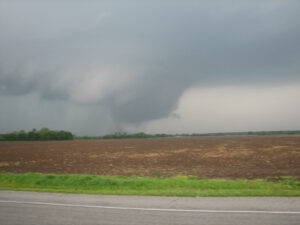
[0,0,300,135]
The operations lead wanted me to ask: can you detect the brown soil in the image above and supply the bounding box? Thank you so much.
[0,135,300,179]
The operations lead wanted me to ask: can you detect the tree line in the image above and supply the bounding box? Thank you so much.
[0,128,74,141]
[1,129,299,141]
[76,130,300,140]
[76,132,172,140]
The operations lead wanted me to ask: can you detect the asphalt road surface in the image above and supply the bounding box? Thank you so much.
[0,191,300,225]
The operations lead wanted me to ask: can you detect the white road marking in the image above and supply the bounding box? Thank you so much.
[0,200,300,214]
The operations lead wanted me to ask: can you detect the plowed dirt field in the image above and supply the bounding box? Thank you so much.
[0,136,300,178]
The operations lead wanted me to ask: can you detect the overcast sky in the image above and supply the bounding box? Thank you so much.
[0,0,300,135]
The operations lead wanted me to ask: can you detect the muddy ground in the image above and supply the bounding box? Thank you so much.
[0,135,300,179]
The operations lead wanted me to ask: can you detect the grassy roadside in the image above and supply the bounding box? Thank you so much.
[0,173,299,197]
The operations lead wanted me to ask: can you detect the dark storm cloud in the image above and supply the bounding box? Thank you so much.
[0,0,300,133]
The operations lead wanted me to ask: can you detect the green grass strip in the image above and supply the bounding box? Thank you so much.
[0,173,299,197]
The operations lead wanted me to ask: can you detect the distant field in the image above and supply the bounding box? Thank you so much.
[0,135,300,179]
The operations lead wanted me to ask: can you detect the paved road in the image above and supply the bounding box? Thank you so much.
[0,191,299,225]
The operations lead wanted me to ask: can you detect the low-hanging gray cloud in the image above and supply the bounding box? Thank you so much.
[0,0,300,134]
